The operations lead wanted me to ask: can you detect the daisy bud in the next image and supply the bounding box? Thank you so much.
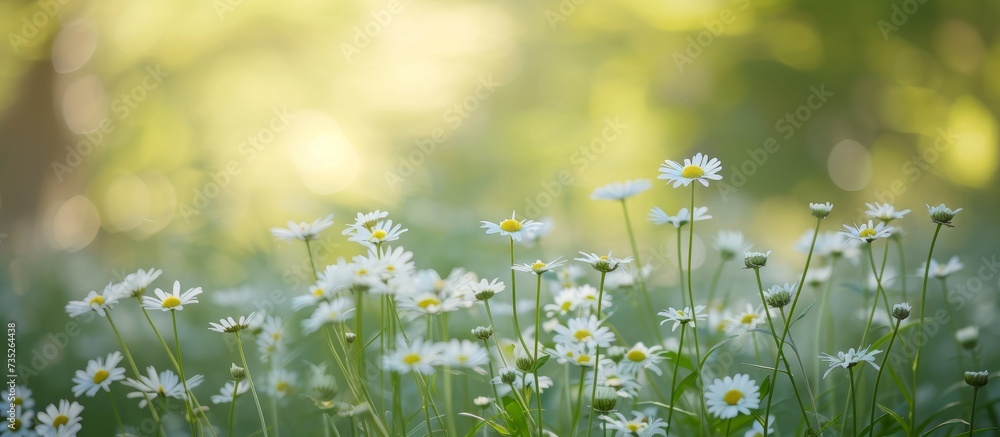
[927,204,962,227]
[473,396,492,408]
[956,326,979,350]
[605,346,627,363]
[472,326,494,341]
[500,368,518,384]
[744,251,771,269]
[593,386,618,413]
[345,332,357,344]
[810,202,833,219]
[474,289,495,301]
[765,289,791,309]
[964,370,989,388]
[891,303,911,321]
[230,363,246,380]
[516,356,535,373]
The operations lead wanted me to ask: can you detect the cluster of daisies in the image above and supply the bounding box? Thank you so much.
[10,152,992,437]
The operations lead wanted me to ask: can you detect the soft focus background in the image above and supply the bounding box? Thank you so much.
[2,0,999,434]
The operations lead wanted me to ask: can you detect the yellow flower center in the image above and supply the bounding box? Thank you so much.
[626,423,642,432]
[371,229,387,240]
[327,312,338,320]
[626,350,646,362]
[53,415,69,428]
[859,228,877,238]
[457,355,468,363]
[10,418,20,431]
[417,297,441,309]
[93,369,110,384]
[403,353,422,364]
[723,389,743,405]
[576,355,592,364]
[560,301,572,311]
[357,269,368,275]
[162,296,181,308]
[676,310,686,317]
[599,255,608,261]
[12,397,21,405]
[741,314,756,324]
[312,288,324,297]
[573,329,592,341]
[157,385,166,395]
[276,381,290,393]
[681,165,705,179]
[499,219,522,232]
[88,295,105,306]
[531,261,547,271]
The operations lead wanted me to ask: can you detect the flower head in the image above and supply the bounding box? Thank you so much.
[116,268,163,299]
[619,342,665,376]
[65,283,120,318]
[658,305,707,331]
[865,202,910,222]
[658,153,723,188]
[210,380,249,404]
[383,339,441,375]
[71,352,126,398]
[810,202,833,219]
[348,219,407,248]
[342,210,389,235]
[471,278,505,301]
[920,256,964,279]
[122,366,204,408]
[141,281,202,312]
[926,204,962,227]
[763,283,796,309]
[648,206,711,228]
[35,400,84,436]
[575,251,633,273]
[512,257,566,275]
[964,370,989,388]
[743,251,771,269]
[602,411,668,437]
[591,179,653,201]
[481,211,543,242]
[301,299,356,334]
[592,386,619,413]
[271,214,334,241]
[552,315,616,347]
[891,302,911,320]
[819,346,882,379]
[956,325,979,349]
[705,374,761,419]
[715,230,751,260]
[744,415,776,437]
[840,220,893,243]
[208,312,258,333]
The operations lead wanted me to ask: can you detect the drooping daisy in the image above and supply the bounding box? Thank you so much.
[342,210,389,235]
[481,211,544,242]
[865,202,910,222]
[71,352,126,397]
[840,220,893,243]
[601,410,669,437]
[116,267,163,299]
[819,346,882,379]
[705,374,761,419]
[658,153,723,188]
[210,380,249,404]
[301,298,356,334]
[744,415,776,437]
[270,214,335,241]
[383,339,441,375]
[920,255,964,279]
[715,230,751,260]
[35,400,84,436]
[590,179,653,201]
[575,251,633,273]
[619,342,665,376]
[141,281,203,312]
[208,312,257,333]
[552,316,616,347]
[122,366,205,408]
[658,305,707,332]
[348,219,407,248]
[440,339,490,370]
[65,283,120,318]
[926,203,962,227]
[648,206,711,228]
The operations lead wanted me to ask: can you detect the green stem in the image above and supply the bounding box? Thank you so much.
[534,273,544,437]
[585,272,607,437]
[570,366,586,437]
[485,302,510,368]
[107,389,124,435]
[705,260,726,306]
[443,315,457,435]
[685,184,707,435]
[229,380,238,437]
[676,227,686,307]
[105,313,164,436]
[911,223,943,432]
[725,419,733,437]
[968,387,980,437]
[414,373,433,436]
[868,319,901,437]
[860,243,886,347]
[849,367,858,436]
[236,332,269,437]
[509,237,531,355]
[940,278,967,370]
[270,359,280,437]
[665,324,686,431]
[621,199,664,345]
[171,312,197,436]
[305,239,318,281]
[895,238,907,302]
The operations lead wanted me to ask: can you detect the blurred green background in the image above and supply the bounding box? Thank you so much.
[1,0,999,434]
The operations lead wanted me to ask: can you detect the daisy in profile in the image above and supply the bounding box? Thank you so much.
[920,255,964,279]
[552,316,616,347]
[601,410,668,437]
[865,202,910,222]
[715,230,751,260]
[619,342,665,376]
[383,339,441,375]
[122,366,204,408]
[658,153,723,188]
[35,400,84,436]
[648,206,711,228]
[819,345,882,379]
[658,305,706,331]
[926,203,962,227]
[470,278,505,301]
[301,298,355,334]
[481,211,543,242]
[208,312,258,333]
[490,368,554,394]
[71,352,126,397]
[840,220,893,243]
[512,257,567,275]
[590,179,652,201]
[116,267,163,299]
[65,283,120,318]
[270,214,334,241]
[705,374,761,419]
[141,281,203,312]
[342,210,389,235]
[210,380,249,404]
[576,251,633,273]
[348,219,407,248]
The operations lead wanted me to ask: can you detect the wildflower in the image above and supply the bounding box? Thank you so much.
[512,257,566,275]
[65,283,120,318]
[745,415,776,437]
[473,396,492,408]
[116,268,163,299]
[602,411,669,437]
[122,366,204,408]
[964,371,989,388]
[576,284,613,313]
[920,256,964,279]
[648,206,711,228]
[230,363,246,380]
[619,342,665,376]
[552,316,616,347]
[763,283,795,309]
[491,368,553,394]
[840,220,893,243]
[810,202,833,219]
[472,326,494,340]
[71,352,126,397]
[743,251,771,269]
[270,214,334,241]
[256,315,286,360]
[342,210,389,235]
[471,278,505,301]
[658,153,723,188]
[865,202,910,222]
[4,409,33,436]
[481,211,543,242]
[301,299,356,334]
[727,304,764,333]
[591,179,653,200]
[819,346,882,379]
[265,369,298,398]
[383,339,441,375]
[705,374,761,419]
[715,230,751,260]
[593,386,619,413]
[658,306,707,331]
[348,219,407,248]
[549,342,600,367]
[2,385,34,414]
[35,400,84,436]
[440,339,490,369]
[575,251,633,273]
[141,281,202,312]
[805,265,833,287]
[926,204,962,226]
[956,326,979,349]
[208,312,258,333]
[210,380,249,404]
[891,303,911,321]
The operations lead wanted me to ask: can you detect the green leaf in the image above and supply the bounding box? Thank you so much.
[759,376,772,398]
[741,363,789,375]
[886,365,913,407]
[502,396,529,437]
[916,401,963,433]
[814,414,842,436]
[700,335,739,368]
[659,350,694,371]
[460,412,511,436]
[920,418,969,436]
[530,355,550,373]
[672,371,699,404]
[636,401,698,419]
[790,299,819,326]
[857,412,888,436]
[878,403,910,435]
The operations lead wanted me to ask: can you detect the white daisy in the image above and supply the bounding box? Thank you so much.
[301,298,356,334]
[265,369,298,398]
[920,255,964,279]
[658,305,707,332]
[715,230,751,259]
[210,380,249,404]
[440,339,490,370]
[270,214,335,241]
[342,210,389,235]
[2,385,34,413]
[819,346,882,379]
[512,257,567,275]
[4,409,34,436]
[648,206,711,228]
[576,284,613,312]
[548,342,599,367]
[763,282,796,309]
[955,325,979,349]
[377,245,416,280]
[726,304,764,333]
[65,283,119,318]
[619,342,665,376]
[470,278,505,301]
[116,267,163,299]
[122,366,205,408]
[865,202,910,222]
[481,211,544,242]
[256,315,286,360]
[805,265,833,287]
[141,281,203,312]
[519,217,554,247]
[601,410,668,437]
[35,400,84,436]
[348,219,407,248]
[490,368,554,394]
[812,231,862,263]
[590,179,653,201]
[544,288,582,318]
[840,220,893,243]
[810,202,833,218]
[575,251,633,273]
[383,339,441,375]
[705,374,761,419]
[71,352,126,397]
[208,312,258,333]
[658,153,723,188]
[926,203,962,226]
[744,415,776,437]
[552,316,615,347]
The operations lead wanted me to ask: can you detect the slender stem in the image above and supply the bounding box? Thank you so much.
[940,278,967,370]
[356,290,365,378]
[968,387,980,437]
[107,390,124,435]
[171,312,197,436]
[105,313,163,436]
[534,273,544,437]
[895,238,907,302]
[305,239,318,281]
[229,380,238,437]
[860,243,885,347]
[485,302,510,368]
[685,185,707,434]
[585,272,607,437]
[621,199,664,344]
[571,366,586,437]
[725,419,733,437]
[849,367,858,436]
[911,223,943,431]
[443,315,457,435]
[509,237,530,355]
[483,340,505,418]
[868,319,901,437]
[414,373,433,436]
[676,227,686,307]
[705,260,726,306]
[236,332,269,437]
[270,359,280,437]
[665,324,686,431]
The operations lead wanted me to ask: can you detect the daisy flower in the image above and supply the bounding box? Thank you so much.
[586,359,643,398]
[377,245,416,279]
[270,214,334,241]
[342,210,389,235]
[301,298,355,334]
[619,342,665,376]
[818,346,882,379]
[705,374,761,419]
[552,315,615,347]
[601,410,668,437]
[490,368,553,394]
[35,400,84,436]
[926,203,962,226]
[745,415,776,437]
[2,385,34,413]
[576,284,613,312]
[265,369,298,398]
[810,202,833,218]
[481,211,543,242]
[4,409,34,436]
[658,153,723,188]
[658,305,707,332]
[648,206,711,228]
[210,380,249,404]
[920,255,964,279]
[348,219,407,248]
[141,280,203,312]
[715,230,751,260]
[65,283,120,318]
[122,366,205,408]
[440,339,490,370]
[840,220,893,243]
[548,342,599,367]
[512,257,567,275]
[545,288,582,317]
[865,202,910,222]
[590,179,653,201]
[256,315,286,360]
[208,312,258,333]
[383,339,441,375]
[116,267,163,299]
[804,265,833,287]
[471,278,505,301]
[71,352,126,397]
[763,282,796,309]
[575,251,633,273]
[955,325,979,349]
[726,304,764,333]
